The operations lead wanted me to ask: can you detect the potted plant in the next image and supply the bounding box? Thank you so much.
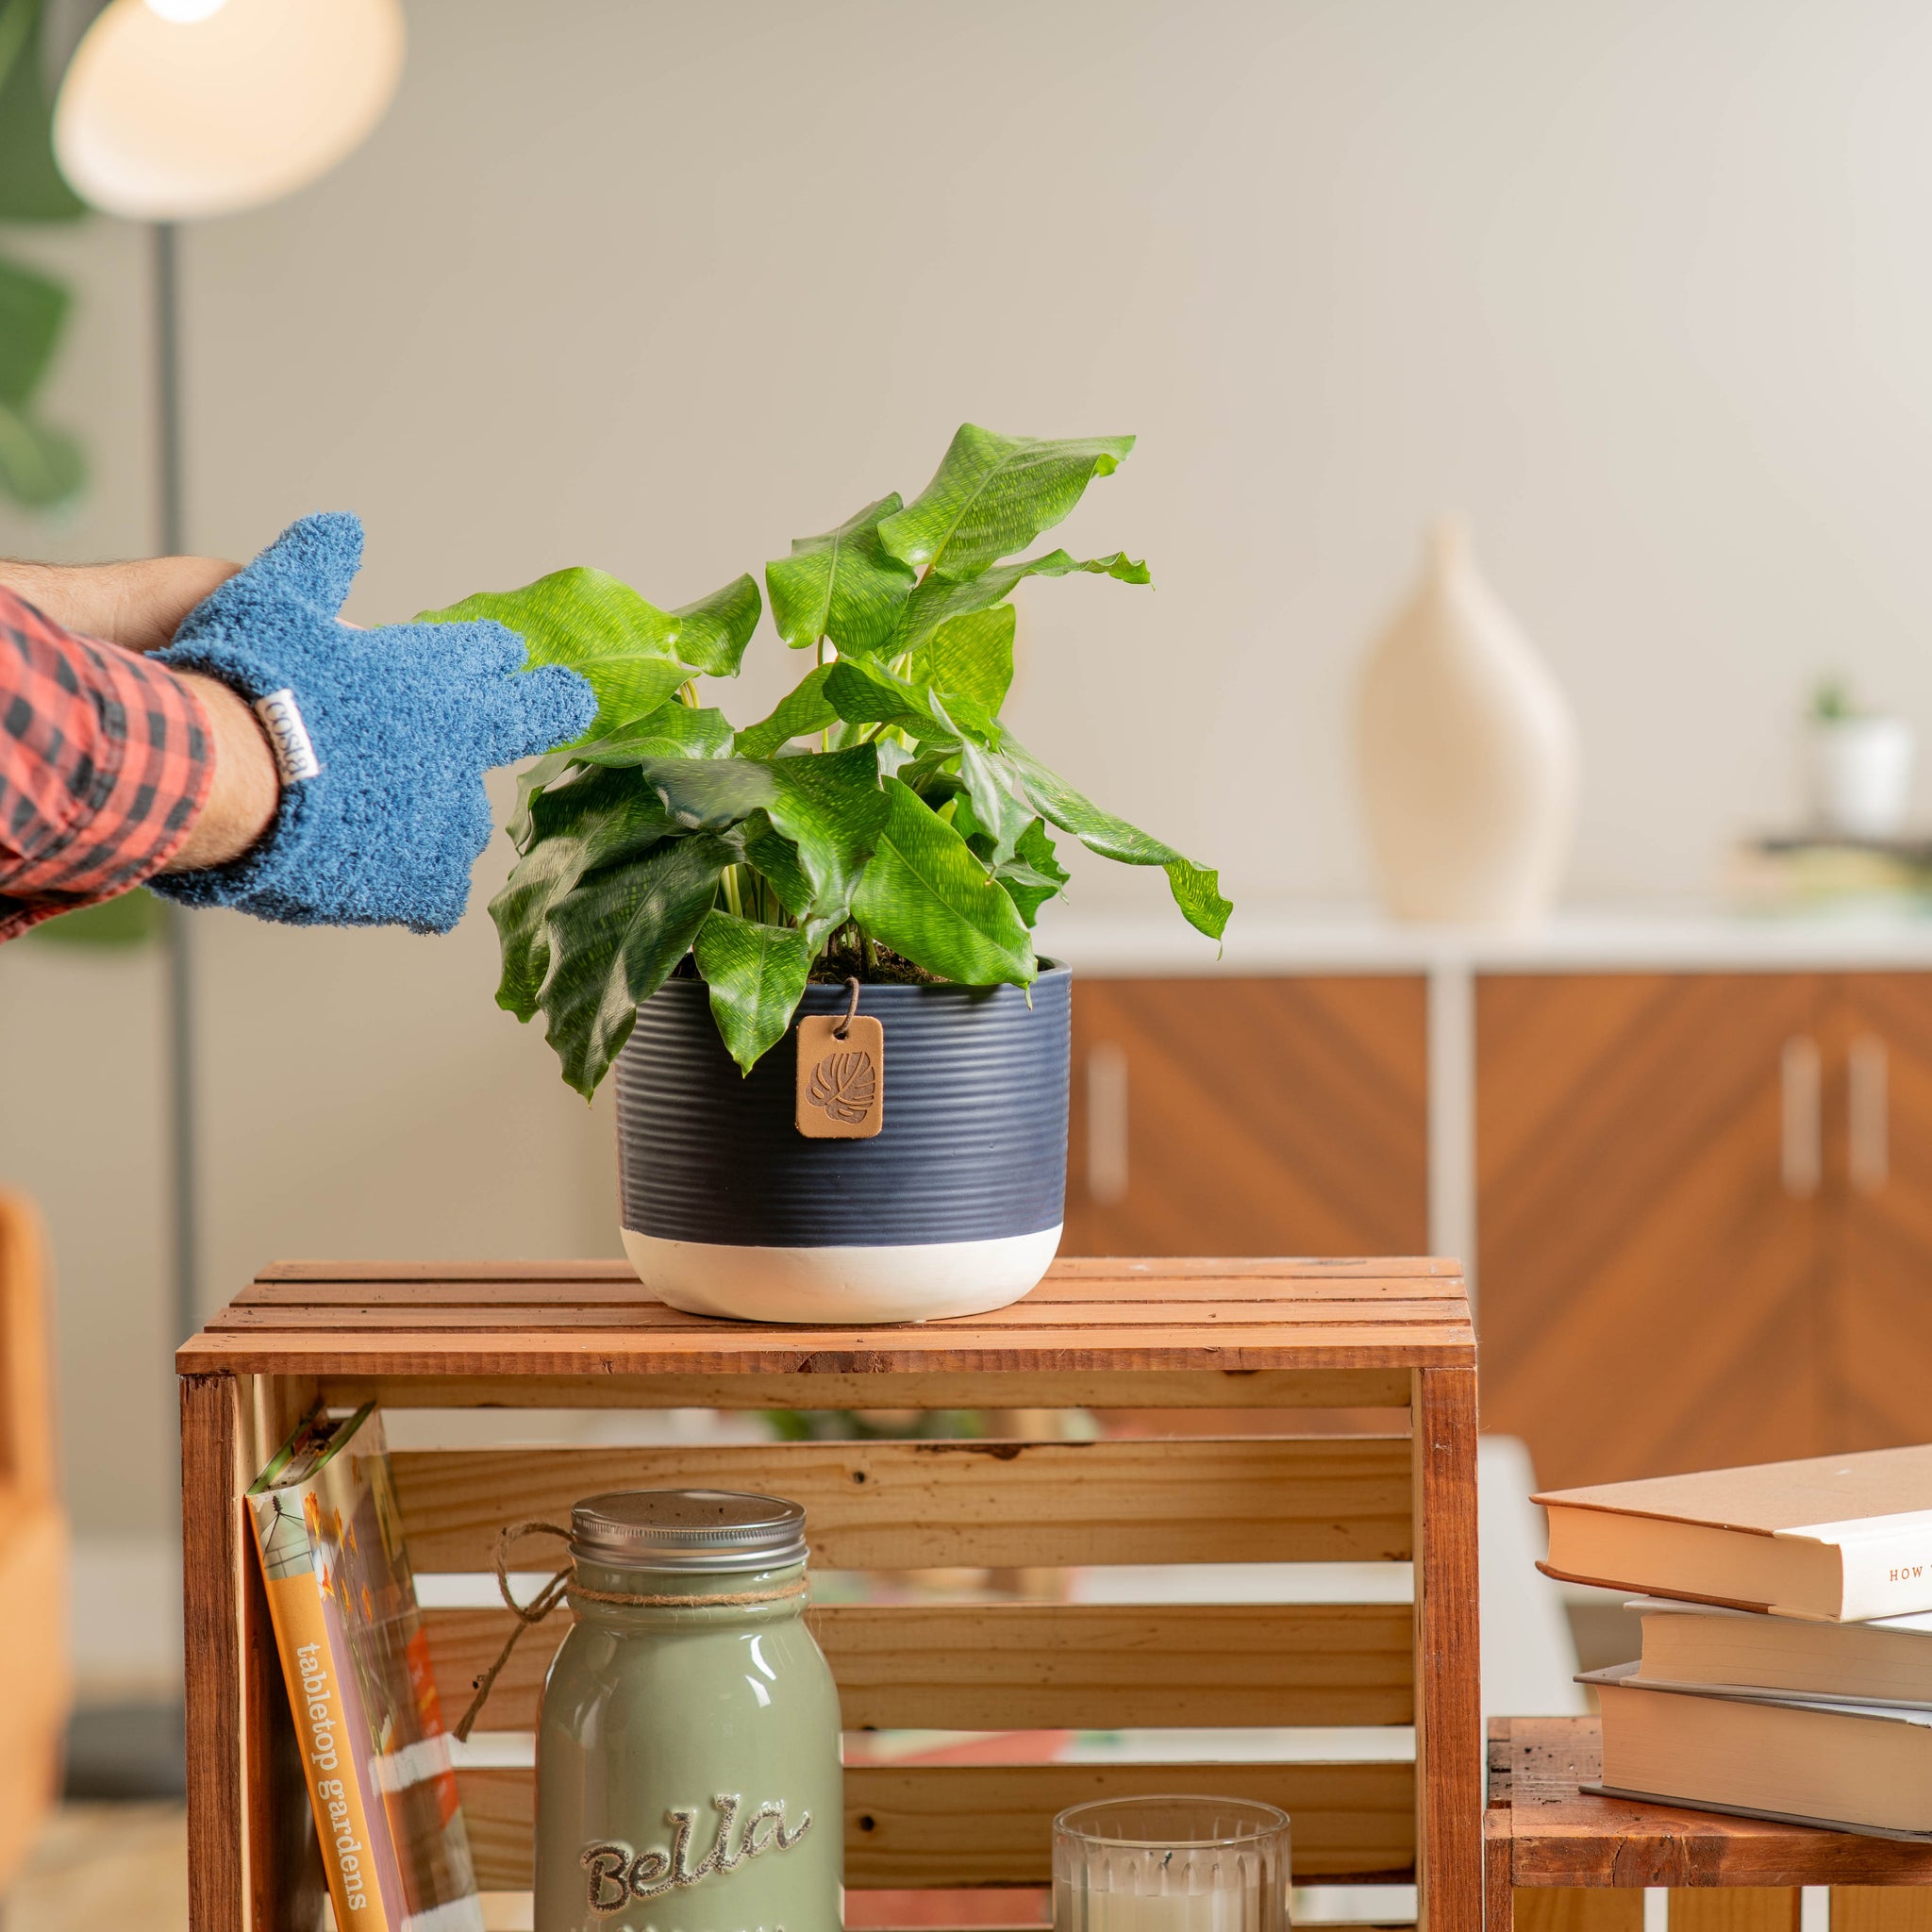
[1808,678,1917,841]
[425,425,1228,1323]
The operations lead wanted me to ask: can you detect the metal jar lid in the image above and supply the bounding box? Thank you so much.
[569,1489,808,1574]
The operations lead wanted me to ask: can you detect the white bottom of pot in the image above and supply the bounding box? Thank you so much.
[621,1225,1064,1324]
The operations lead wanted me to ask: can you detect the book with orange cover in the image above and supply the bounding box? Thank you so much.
[247,1405,483,1932]
[1535,1443,1932,1621]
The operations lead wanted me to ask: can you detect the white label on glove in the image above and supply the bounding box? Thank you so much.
[254,689,322,783]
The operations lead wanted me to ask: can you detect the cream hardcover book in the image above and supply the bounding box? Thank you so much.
[1633,1596,1932,1705]
[1536,1444,1932,1620]
[1587,1663,1932,1840]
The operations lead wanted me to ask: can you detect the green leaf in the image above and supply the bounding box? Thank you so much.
[635,757,779,830]
[490,767,675,1017]
[418,568,759,741]
[537,833,736,1096]
[766,492,916,655]
[739,815,814,916]
[851,776,1036,987]
[735,663,839,757]
[693,910,815,1072]
[0,257,68,407]
[824,657,955,742]
[0,399,81,508]
[925,605,1016,715]
[998,737,1231,941]
[0,3,87,223]
[765,743,890,930]
[996,818,1070,928]
[506,701,733,850]
[897,548,1150,661]
[877,425,1136,581]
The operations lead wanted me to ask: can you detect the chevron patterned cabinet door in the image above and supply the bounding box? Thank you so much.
[1833,973,1932,1452]
[1062,976,1429,1258]
[1477,972,1831,1491]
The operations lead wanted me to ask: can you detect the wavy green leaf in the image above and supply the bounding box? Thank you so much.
[0,399,80,508]
[996,818,1070,928]
[506,701,733,849]
[897,548,1149,661]
[0,2,86,223]
[419,568,759,741]
[693,910,815,1072]
[925,606,1017,715]
[491,767,675,1017]
[766,743,890,930]
[766,492,915,655]
[877,425,1136,581]
[0,258,67,407]
[634,757,779,831]
[735,664,839,757]
[851,776,1035,987]
[998,737,1231,941]
[537,833,736,1096]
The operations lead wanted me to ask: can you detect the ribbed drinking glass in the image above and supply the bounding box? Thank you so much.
[1054,1795,1291,1930]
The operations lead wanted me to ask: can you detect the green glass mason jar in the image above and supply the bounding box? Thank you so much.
[534,1490,841,1931]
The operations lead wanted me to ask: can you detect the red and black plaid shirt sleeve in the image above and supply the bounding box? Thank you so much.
[0,587,214,941]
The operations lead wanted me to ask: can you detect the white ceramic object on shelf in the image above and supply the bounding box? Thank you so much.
[1810,716,1916,840]
[1356,519,1579,928]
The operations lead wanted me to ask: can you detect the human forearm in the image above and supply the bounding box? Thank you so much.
[159,673,281,872]
[0,554,240,654]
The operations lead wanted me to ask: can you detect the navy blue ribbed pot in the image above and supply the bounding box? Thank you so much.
[613,965,1071,1323]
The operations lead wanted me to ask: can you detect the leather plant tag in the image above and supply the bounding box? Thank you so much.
[795,1013,884,1139]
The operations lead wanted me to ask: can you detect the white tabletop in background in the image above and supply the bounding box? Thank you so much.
[1034,902,1932,975]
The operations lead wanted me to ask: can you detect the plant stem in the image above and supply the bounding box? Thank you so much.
[863,933,880,976]
[722,866,743,918]
[678,679,698,708]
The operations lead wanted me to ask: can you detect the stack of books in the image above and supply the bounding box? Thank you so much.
[1536,1443,1932,1840]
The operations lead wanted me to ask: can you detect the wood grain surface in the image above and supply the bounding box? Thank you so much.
[1062,977,1429,1257]
[181,1258,1472,1380]
[391,1434,1415,1571]
[456,1758,1418,1890]
[1486,1716,1932,1888]
[1478,974,1826,1489]
[426,1598,1417,1732]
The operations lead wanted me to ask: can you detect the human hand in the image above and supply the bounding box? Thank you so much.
[148,513,595,932]
[0,554,242,652]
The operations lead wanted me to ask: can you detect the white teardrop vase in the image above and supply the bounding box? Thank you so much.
[1355,520,1579,928]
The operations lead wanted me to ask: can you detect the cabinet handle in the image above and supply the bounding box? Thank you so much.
[1850,1033,1890,1196]
[1782,1035,1822,1198]
[1087,1042,1130,1205]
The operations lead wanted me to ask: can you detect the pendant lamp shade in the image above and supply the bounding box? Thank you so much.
[53,0,404,221]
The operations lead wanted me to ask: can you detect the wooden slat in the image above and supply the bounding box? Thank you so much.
[1833,1892,1932,1932]
[230,1278,1465,1311]
[182,1374,243,1932]
[1415,1367,1482,1932]
[316,1366,1419,1410]
[392,1436,1414,1572]
[455,1759,1417,1889]
[424,1600,1416,1732]
[1670,1894,1801,1932]
[254,1256,1464,1285]
[1491,1718,1932,1886]
[1516,1897,1642,1932]
[210,1295,1468,1333]
[179,1321,1474,1377]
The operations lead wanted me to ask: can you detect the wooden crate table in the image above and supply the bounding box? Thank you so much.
[177,1256,1479,1932]
[1486,1717,1932,1932]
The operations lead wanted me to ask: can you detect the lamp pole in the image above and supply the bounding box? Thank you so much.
[154,219,199,1353]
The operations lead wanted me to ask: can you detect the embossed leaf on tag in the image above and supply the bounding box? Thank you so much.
[808,1048,877,1124]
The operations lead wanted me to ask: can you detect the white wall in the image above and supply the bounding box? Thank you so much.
[11,0,1932,1542]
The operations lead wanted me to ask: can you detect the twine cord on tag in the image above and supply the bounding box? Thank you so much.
[451,1521,808,1741]
[833,975,862,1040]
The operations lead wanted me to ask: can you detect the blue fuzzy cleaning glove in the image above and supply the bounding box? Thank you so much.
[149,512,594,933]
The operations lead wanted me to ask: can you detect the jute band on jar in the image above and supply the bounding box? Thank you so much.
[452,1520,809,1741]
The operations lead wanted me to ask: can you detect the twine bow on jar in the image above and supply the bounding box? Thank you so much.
[452,1521,809,1741]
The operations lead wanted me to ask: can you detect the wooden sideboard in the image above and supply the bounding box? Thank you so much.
[1043,909,1932,1489]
